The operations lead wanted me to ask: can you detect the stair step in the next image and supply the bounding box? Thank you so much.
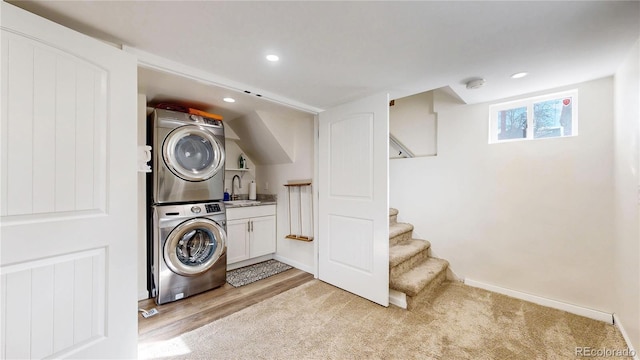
[389,208,399,225]
[389,222,413,238]
[389,239,430,268]
[390,257,449,297]
[389,222,413,245]
[390,239,431,279]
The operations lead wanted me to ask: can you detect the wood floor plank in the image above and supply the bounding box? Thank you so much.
[138,268,314,342]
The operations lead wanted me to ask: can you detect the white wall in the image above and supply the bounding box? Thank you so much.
[390,91,437,157]
[390,77,616,313]
[227,111,294,165]
[258,110,296,162]
[613,39,640,350]
[256,114,315,273]
[224,140,256,197]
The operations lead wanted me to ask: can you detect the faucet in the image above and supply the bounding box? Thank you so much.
[231,175,242,200]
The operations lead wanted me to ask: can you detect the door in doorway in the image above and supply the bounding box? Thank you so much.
[1,3,138,358]
[318,92,390,306]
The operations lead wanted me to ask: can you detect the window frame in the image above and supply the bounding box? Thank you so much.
[488,89,579,144]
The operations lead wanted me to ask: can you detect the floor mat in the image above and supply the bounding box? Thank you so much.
[226,260,292,287]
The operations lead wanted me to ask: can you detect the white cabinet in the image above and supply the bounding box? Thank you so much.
[226,205,276,265]
[249,215,277,257]
[226,219,251,263]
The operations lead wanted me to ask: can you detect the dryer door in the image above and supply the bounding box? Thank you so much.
[164,218,227,276]
[163,125,225,181]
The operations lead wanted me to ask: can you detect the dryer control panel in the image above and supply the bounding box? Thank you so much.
[205,203,222,213]
[190,114,223,127]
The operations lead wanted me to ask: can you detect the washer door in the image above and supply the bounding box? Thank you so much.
[164,218,226,276]
[163,125,225,182]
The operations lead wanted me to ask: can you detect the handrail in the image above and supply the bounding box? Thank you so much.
[389,134,415,158]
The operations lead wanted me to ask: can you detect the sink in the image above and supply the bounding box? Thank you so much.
[223,200,261,207]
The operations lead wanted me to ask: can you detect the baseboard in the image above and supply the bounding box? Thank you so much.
[613,314,639,360]
[227,254,274,271]
[273,254,315,274]
[138,290,149,301]
[389,289,407,309]
[464,278,613,324]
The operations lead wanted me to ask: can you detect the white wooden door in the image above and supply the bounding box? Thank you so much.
[0,3,138,359]
[318,92,389,306]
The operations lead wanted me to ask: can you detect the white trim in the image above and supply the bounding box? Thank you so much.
[122,46,323,115]
[313,115,320,279]
[464,278,613,324]
[226,254,274,271]
[613,313,640,360]
[0,247,105,274]
[273,254,315,275]
[138,290,149,301]
[389,289,407,309]
[48,336,107,360]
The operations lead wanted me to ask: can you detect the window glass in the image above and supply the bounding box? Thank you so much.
[533,97,573,138]
[497,106,527,140]
[489,89,577,144]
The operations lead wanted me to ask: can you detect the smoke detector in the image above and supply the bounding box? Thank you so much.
[466,78,486,90]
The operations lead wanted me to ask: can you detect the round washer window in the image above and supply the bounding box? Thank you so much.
[174,134,215,172]
[175,228,217,266]
[163,125,225,182]
[164,218,226,276]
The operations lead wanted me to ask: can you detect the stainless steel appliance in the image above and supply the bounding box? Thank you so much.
[152,201,227,304]
[150,108,225,204]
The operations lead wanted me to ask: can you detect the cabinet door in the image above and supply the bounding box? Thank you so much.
[226,219,250,264]
[249,215,276,258]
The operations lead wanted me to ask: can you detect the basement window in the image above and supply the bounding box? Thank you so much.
[489,89,578,143]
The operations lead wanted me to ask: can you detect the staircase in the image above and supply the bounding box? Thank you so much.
[389,208,449,310]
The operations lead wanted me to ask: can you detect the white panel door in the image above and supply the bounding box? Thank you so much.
[0,3,137,359]
[318,92,389,306]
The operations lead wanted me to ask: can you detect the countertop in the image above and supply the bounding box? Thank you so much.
[223,200,276,208]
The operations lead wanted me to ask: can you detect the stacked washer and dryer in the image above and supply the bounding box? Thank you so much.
[148,108,228,305]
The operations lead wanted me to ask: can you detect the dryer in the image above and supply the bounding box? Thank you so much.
[152,201,227,305]
[150,108,225,204]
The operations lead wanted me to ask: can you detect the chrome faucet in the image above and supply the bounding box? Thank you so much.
[231,175,242,200]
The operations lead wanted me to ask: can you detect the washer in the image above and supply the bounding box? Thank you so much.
[150,108,225,204]
[152,201,227,305]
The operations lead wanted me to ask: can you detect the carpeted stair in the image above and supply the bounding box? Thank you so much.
[389,208,449,310]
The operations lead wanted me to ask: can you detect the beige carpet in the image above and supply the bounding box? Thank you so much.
[138,280,629,359]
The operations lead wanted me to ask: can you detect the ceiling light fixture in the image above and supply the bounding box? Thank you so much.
[266,54,279,62]
[511,72,528,79]
[466,78,486,90]
[223,97,235,103]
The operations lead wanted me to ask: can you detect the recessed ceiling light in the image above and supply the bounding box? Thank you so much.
[511,72,528,79]
[266,54,279,62]
[223,97,235,103]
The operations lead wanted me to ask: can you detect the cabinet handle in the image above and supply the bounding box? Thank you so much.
[247,221,250,232]
[250,220,254,232]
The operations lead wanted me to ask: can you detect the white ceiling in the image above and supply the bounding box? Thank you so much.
[9,1,640,119]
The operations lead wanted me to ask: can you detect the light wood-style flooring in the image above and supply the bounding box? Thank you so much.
[138,268,314,343]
